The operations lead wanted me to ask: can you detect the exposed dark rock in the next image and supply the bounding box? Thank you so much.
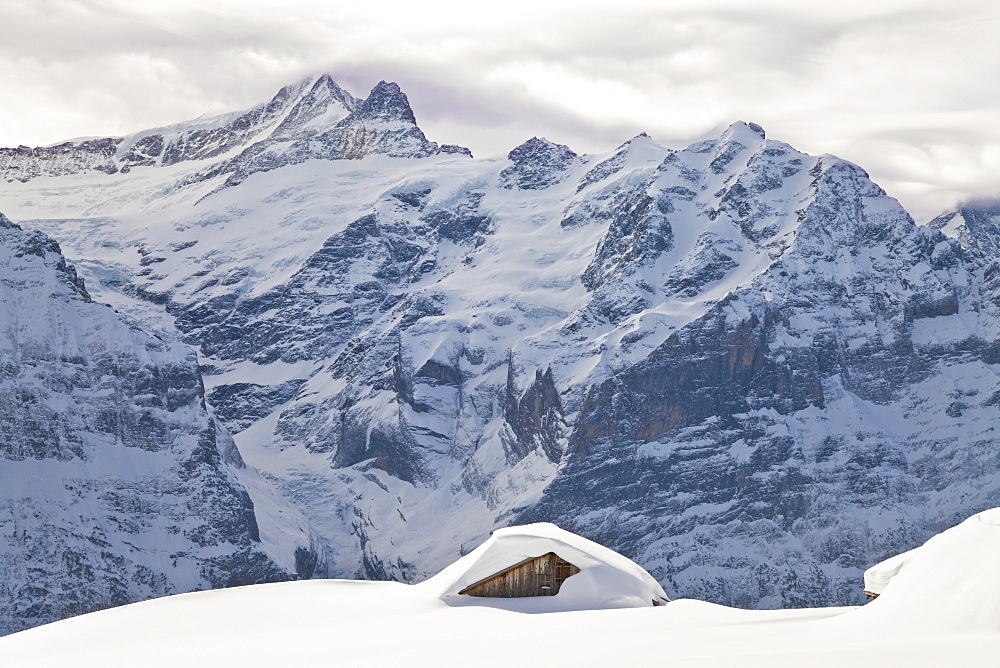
[504,363,566,463]
[208,380,307,433]
[500,137,580,190]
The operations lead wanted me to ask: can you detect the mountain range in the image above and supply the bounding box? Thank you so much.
[1,74,998,633]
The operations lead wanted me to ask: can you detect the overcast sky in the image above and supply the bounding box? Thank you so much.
[2,0,998,220]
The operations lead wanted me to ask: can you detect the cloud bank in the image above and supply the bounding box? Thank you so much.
[1,0,998,219]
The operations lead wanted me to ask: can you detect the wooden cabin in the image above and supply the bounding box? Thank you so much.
[458,552,581,598]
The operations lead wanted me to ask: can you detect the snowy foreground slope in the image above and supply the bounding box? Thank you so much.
[2,518,998,667]
[3,74,1000,613]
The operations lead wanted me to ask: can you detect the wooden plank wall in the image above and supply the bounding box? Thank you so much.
[461,552,581,598]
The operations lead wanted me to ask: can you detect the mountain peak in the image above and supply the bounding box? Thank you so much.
[701,121,768,175]
[266,73,358,141]
[507,137,576,162]
[312,73,360,110]
[620,132,663,152]
[373,80,401,93]
[356,81,417,125]
[501,137,580,190]
[720,120,766,143]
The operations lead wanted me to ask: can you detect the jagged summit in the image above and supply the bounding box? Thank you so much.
[500,137,580,190]
[317,80,437,158]
[619,132,662,150]
[356,80,418,125]
[569,132,668,195]
[314,73,361,109]
[507,136,577,162]
[711,121,767,162]
[623,132,669,153]
[0,74,468,184]
[268,74,360,141]
[203,78,470,189]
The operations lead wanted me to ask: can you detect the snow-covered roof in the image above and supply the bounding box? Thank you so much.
[863,545,921,596]
[424,522,668,611]
[859,507,1000,632]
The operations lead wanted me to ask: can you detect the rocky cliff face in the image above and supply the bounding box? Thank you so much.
[522,153,997,606]
[1,75,999,615]
[0,213,323,635]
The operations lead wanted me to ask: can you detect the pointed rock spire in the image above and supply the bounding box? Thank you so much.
[356,81,418,125]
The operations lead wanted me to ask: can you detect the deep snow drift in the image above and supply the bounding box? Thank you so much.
[2,517,999,667]
[861,507,1000,633]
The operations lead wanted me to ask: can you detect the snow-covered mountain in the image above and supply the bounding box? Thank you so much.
[2,74,999,619]
[0,74,468,185]
[0,213,324,635]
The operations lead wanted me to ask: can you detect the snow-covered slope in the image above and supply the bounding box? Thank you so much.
[2,518,998,667]
[861,507,1000,632]
[1,75,999,614]
[0,213,325,635]
[0,76,331,181]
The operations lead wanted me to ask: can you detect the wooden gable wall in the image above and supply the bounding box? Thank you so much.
[458,552,581,598]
